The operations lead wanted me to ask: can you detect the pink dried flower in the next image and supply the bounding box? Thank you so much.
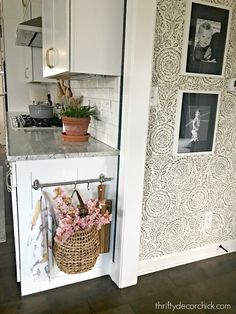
[53,189,112,244]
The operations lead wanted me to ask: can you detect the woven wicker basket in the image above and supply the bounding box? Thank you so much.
[53,227,100,274]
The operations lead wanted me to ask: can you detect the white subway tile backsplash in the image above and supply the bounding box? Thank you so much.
[29,84,48,103]
[106,127,119,147]
[95,130,108,145]
[90,99,101,107]
[113,77,120,90]
[49,77,120,148]
[82,97,91,107]
[88,126,96,138]
[111,101,119,125]
[97,89,112,100]
[101,109,112,121]
[101,99,111,108]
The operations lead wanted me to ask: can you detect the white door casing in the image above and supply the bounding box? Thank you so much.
[110,0,156,287]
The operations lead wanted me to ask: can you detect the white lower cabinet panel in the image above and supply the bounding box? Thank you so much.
[15,156,118,296]
[10,162,21,282]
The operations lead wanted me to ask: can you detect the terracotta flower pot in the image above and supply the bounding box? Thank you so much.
[62,116,91,136]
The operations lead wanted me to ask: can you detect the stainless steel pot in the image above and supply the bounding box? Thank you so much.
[29,102,54,119]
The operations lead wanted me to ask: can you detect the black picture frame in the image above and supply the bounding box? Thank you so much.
[181,0,231,77]
[174,91,220,155]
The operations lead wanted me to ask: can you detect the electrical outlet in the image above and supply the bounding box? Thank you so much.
[204,211,213,230]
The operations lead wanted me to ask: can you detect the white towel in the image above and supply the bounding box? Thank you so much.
[42,191,58,277]
[27,192,57,280]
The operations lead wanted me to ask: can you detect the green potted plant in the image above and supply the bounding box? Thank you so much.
[57,80,100,142]
[61,105,99,137]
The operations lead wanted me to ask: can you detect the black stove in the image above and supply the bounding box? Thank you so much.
[12,114,62,129]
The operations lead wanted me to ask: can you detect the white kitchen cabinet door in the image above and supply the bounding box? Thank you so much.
[22,0,42,19]
[22,3,33,83]
[42,0,54,77]
[23,1,52,83]
[42,0,124,78]
[24,47,54,83]
[32,48,52,82]
[22,0,31,21]
[51,0,70,76]
[24,47,33,82]
[15,156,118,296]
[31,0,42,18]
[70,0,123,76]
[22,0,30,8]
[42,0,69,77]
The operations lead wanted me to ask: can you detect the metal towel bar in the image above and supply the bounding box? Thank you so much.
[32,174,112,190]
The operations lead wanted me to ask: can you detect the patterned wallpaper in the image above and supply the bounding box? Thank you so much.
[140,0,236,260]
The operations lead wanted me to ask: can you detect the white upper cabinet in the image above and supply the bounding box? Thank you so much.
[22,0,41,19]
[31,0,42,18]
[24,47,53,83]
[42,0,124,78]
[42,0,69,77]
[22,0,31,20]
[22,0,52,83]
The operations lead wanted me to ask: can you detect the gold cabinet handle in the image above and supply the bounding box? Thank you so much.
[25,67,30,79]
[46,48,55,69]
[22,0,28,7]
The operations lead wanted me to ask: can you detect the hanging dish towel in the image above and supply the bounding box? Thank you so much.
[27,196,49,280]
[42,190,58,275]
[27,192,57,280]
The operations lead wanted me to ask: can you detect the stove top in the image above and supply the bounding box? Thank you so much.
[11,114,62,129]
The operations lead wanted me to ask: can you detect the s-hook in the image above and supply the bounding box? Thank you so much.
[99,174,105,184]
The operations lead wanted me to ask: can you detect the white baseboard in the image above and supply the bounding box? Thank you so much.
[138,239,236,276]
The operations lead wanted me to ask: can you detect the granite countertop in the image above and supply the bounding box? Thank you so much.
[6,114,119,161]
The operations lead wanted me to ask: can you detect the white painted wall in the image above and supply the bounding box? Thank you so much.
[2,0,30,111]
[2,0,49,112]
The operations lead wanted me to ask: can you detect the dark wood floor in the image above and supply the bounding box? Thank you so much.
[0,150,236,313]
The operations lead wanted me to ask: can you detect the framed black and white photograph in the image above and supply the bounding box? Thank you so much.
[181,0,232,77]
[173,91,220,155]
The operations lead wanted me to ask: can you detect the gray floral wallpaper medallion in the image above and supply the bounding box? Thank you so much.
[140,0,236,260]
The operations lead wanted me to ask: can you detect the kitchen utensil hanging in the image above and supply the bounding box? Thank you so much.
[97,182,112,253]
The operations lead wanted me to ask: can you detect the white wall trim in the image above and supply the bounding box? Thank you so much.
[138,240,236,276]
[110,0,156,288]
